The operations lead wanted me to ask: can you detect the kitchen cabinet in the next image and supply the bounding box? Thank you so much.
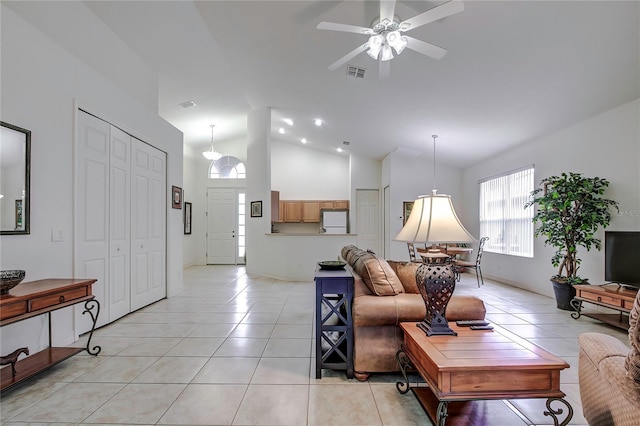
[319,201,335,209]
[276,198,350,223]
[302,201,320,223]
[283,201,303,222]
[334,200,349,209]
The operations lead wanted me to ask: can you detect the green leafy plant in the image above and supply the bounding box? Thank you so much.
[525,172,619,285]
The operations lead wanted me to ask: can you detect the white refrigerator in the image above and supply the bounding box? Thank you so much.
[321,210,349,234]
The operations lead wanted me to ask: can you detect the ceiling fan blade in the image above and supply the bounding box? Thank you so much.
[405,36,447,60]
[400,0,464,32]
[379,60,391,79]
[379,0,397,23]
[328,43,369,70]
[317,21,373,35]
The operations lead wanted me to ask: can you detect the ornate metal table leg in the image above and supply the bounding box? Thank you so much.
[570,299,582,319]
[82,299,101,356]
[544,397,573,426]
[436,401,449,426]
[395,347,413,394]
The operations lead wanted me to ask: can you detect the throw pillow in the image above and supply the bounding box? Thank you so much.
[625,290,640,382]
[359,255,405,296]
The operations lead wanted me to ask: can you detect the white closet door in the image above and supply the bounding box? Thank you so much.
[75,112,110,331]
[131,138,166,311]
[109,126,131,322]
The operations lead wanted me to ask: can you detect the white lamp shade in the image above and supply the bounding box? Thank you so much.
[202,149,222,160]
[395,192,476,244]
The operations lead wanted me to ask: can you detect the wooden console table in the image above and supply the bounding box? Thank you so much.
[571,284,638,329]
[0,278,100,392]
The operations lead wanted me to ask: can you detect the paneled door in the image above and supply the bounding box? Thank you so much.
[131,138,166,311]
[207,188,237,264]
[75,112,110,330]
[108,126,131,321]
[356,189,380,253]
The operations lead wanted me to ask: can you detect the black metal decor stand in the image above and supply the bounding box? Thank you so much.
[82,299,101,356]
[395,347,413,394]
[544,397,574,426]
[570,298,583,319]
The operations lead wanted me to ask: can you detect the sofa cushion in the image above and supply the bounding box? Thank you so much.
[625,291,640,382]
[342,246,404,296]
[353,293,486,326]
[387,261,420,294]
[357,256,404,296]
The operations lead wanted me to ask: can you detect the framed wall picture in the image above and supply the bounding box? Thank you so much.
[403,201,414,225]
[184,202,192,235]
[251,200,262,217]
[172,186,182,209]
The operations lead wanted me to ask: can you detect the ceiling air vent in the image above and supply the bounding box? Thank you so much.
[347,65,366,79]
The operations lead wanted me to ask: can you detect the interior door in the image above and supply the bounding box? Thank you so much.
[109,126,131,322]
[131,138,166,311]
[75,111,110,331]
[356,189,380,252]
[383,185,390,258]
[207,188,237,264]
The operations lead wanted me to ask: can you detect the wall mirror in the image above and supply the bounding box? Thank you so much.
[1,121,30,234]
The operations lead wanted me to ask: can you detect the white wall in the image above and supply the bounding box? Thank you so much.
[463,98,640,297]
[0,5,183,352]
[271,140,349,200]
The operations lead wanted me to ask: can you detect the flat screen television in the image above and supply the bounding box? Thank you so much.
[605,231,640,289]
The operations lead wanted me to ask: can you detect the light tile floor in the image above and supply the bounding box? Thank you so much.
[0,265,630,425]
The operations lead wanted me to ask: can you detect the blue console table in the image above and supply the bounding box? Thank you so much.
[314,266,354,379]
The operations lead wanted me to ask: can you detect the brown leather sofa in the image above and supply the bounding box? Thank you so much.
[341,245,487,381]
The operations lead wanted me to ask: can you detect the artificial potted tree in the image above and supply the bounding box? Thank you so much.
[525,172,619,310]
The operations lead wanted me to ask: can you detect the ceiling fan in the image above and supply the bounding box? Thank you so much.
[317,0,464,78]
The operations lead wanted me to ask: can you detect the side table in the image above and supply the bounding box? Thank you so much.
[0,278,101,392]
[314,266,353,379]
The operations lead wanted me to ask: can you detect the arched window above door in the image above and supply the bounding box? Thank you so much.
[209,155,246,179]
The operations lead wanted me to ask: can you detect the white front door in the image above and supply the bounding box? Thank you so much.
[131,138,166,311]
[356,189,380,253]
[207,188,237,264]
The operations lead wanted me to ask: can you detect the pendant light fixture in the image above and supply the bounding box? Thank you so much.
[202,124,222,161]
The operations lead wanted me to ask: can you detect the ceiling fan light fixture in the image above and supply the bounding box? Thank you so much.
[387,31,408,54]
[367,34,383,59]
[380,44,394,61]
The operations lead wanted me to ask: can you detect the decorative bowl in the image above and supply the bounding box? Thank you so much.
[0,270,26,295]
[318,261,346,271]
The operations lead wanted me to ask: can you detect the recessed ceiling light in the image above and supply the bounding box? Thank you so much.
[179,100,196,108]
[278,128,285,134]
[337,147,343,153]
[301,138,307,144]
[283,118,293,126]
[314,118,323,126]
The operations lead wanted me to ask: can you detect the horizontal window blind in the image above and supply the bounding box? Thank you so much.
[479,167,534,257]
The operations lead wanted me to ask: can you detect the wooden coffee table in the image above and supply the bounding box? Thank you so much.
[397,322,573,426]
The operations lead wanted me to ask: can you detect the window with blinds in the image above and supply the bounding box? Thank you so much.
[479,166,534,257]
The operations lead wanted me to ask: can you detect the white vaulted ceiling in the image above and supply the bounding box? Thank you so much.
[7,1,640,167]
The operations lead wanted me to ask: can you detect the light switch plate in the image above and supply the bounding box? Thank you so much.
[51,227,64,242]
